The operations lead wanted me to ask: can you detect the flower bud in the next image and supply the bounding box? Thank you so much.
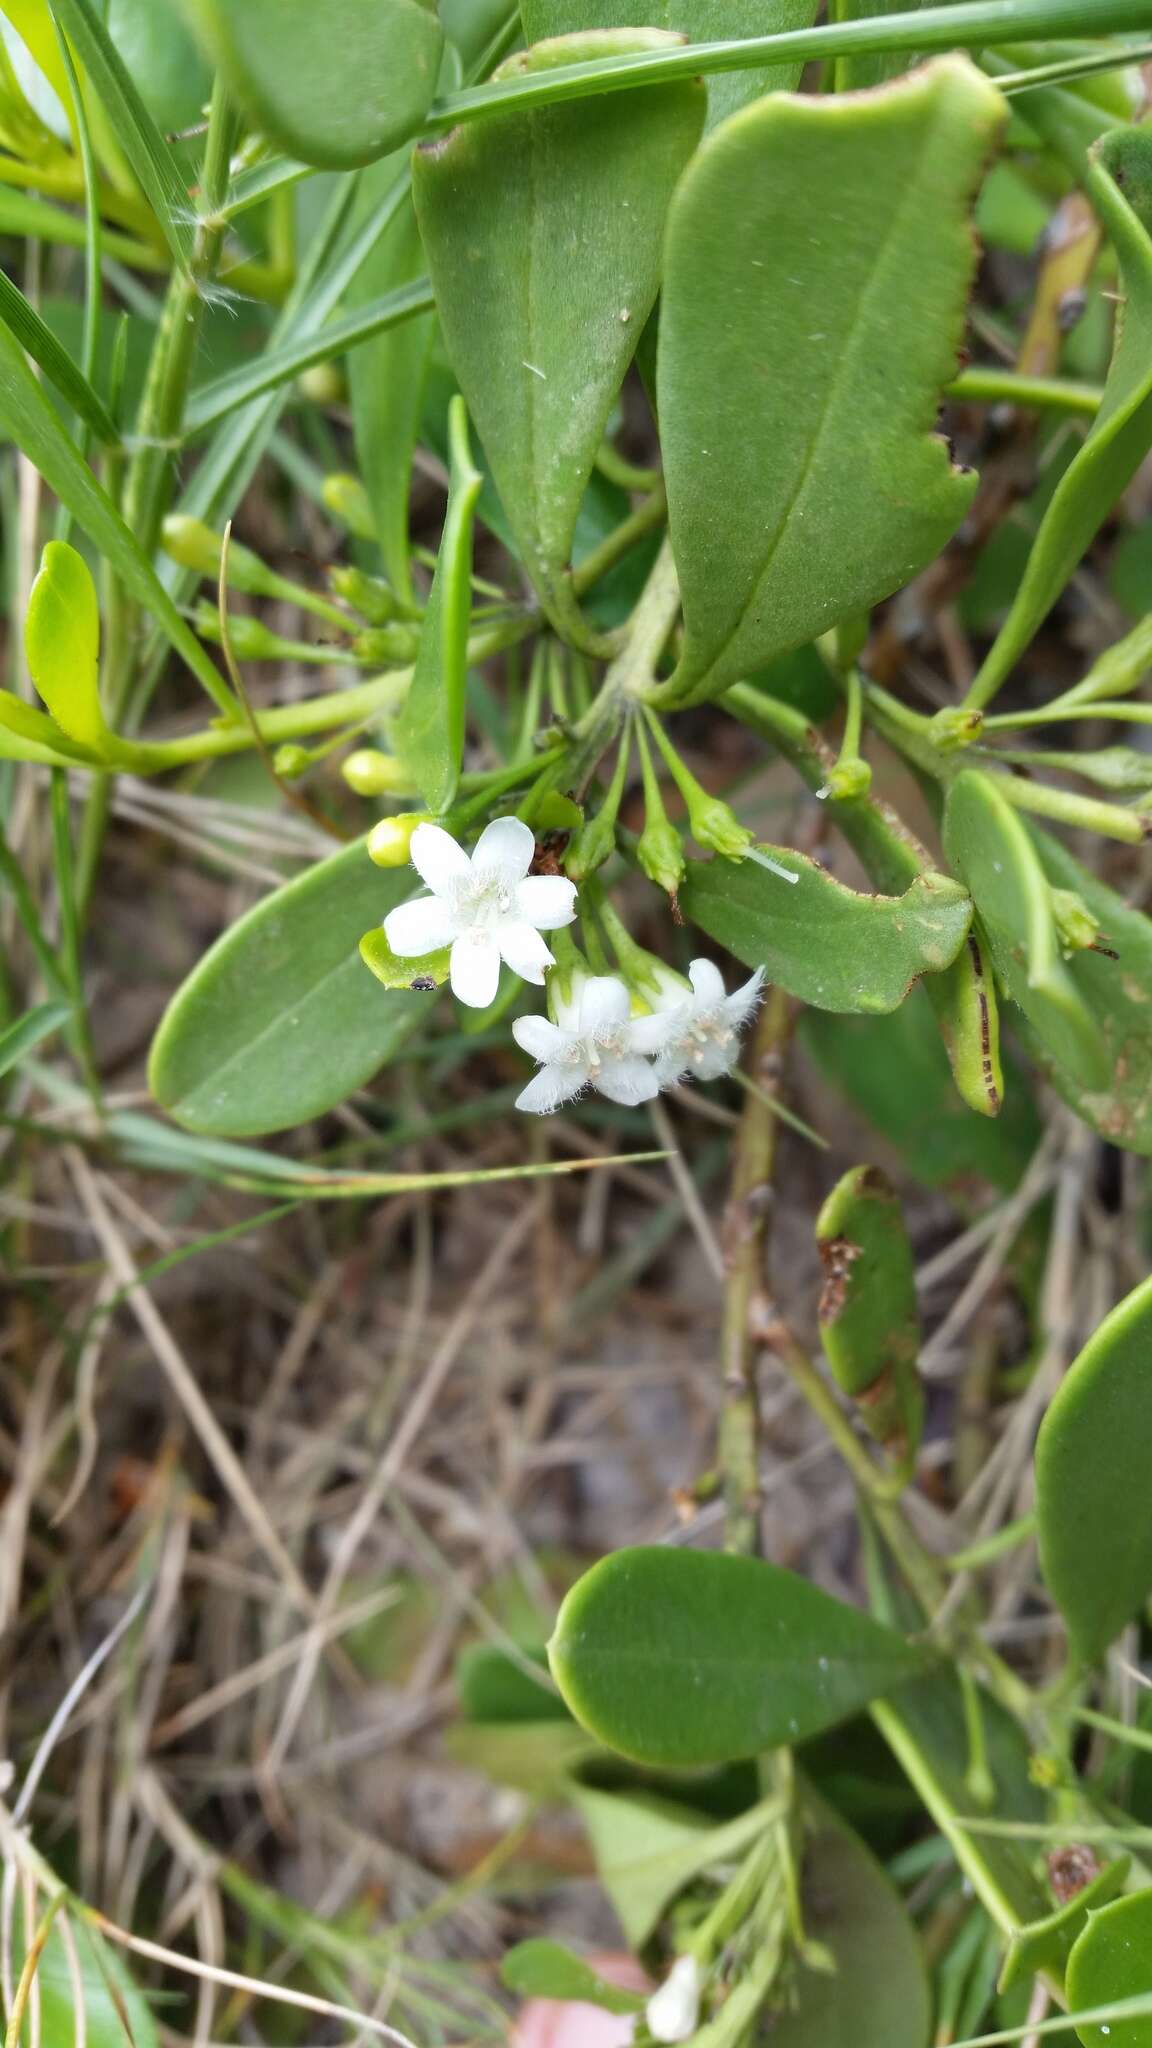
[646,1955,702,2044]
[637,813,685,899]
[928,706,984,752]
[821,758,873,801]
[273,744,312,779]
[194,602,282,659]
[330,565,408,625]
[566,810,616,881]
[353,624,421,664]
[367,812,429,867]
[1051,886,1103,956]
[297,362,345,406]
[342,749,415,797]
[321,473,377,540]
[689,793,753,858]
[163,515,272,596]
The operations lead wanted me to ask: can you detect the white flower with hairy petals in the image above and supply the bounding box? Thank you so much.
[645,1955,702,2043]
[513,974,661,1114]
[642,957,765,1085]
[383,816,576,1010]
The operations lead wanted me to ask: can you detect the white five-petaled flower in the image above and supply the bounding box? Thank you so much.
[513,974,662,1114]
[644,957,765,1085]
[645,1954,703,2044]
[383,816,576,1010]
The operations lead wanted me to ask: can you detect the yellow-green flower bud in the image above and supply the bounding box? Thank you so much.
[822,758,873,801]
[637,814,685,898]
[367,812,429,867]
[353,624,421,664]
[342,749,415,797]
[1051,886,1103,956]
[297,362,345,406]
[689,793,754,858]
[566,810,616,881]
[928,706,984,753]
[163,515,270,596]
[272,744,312,779]
[321,473,377,540]
[330,565,404,625]
[194,602,282,659]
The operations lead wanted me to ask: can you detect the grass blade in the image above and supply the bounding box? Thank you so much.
[0,269,116,443]
[0,1001,72,1080]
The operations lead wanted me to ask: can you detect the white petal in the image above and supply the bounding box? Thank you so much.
[692,1042,739,1082]
[596,1055,661,1107]
[449,932,500,1009]
[724,966,765,1027]
[409,823,470,895]
[471,814,534,884]
[512,1014,567,1062]
[647,1957,702,2044]
[688,957,728,1005]
[630,1008,682,1056]
[498,921,554,985]
[578,976,632,1033]
[383,896,458,956]
[513,873,577,931]
[515,1066,585,1114]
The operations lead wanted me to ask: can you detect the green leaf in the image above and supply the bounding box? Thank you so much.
[549,1546,925,1768]
[395,396,482,813]
[968,94,1152,708]
[445,1718,597,1795]
[359,926,451,993]
[0,266,116,444]
[1000,1858,1131,1995]
[519,0,819,128]
[348,167,437,604]
[11,1912,159,2048]
[412,30,704,635]
[942,770,1108,1091]
[456,1642,571,1724]
[0,690,99,764]
[25,540,110,754]
[1015,825,1152,1156]
[1066,1889,1152,2047]
[816,1165,923,1458]
[923,925,1005,1119]
[1036,1273,1152,1664]
[149,838,426,1137]
[49,0,196,275]
[766,1794,931,2048]
[802,987,1039,1192]
[501,1940,645,2016]
[0,318,235,720]
[105,0,212,131]
[570,1782,780,1948]
[182,0,444,169]
[657,58,1004,707]
[679,850,972,1015]
[0,1000,71,1079]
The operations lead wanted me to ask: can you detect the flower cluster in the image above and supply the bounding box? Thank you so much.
[381,817,763,1114]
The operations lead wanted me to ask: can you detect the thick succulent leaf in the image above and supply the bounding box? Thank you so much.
[1018,825,1152,1156]
[360,927,451,993]
[924,925,1005,1119]
[1036,1273,1152,1665]
[455,1642,571,1724]
[519,0,818,127]
[803,987,1039,1193]
[680,850,971,1014]
[942,771,1107,1092]
[549,1545,925,1767]
[1066,1889,1152,2047]
[182,0,443,168]
[816,1164,922,1457]
[501,1941,644,2016]
[658,57,1004,706]
[1001,1859,1131,1995]
[150,841,425,1136]
[766,1794,931,2048]
[413,31,705,632]
[25,541,110,754]
[106,0,212,131]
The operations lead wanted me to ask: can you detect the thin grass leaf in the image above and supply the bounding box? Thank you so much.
[0,268,115,443]
[0,187,166,269]
[0,1001,72,1080]
[47,0,195,275]
[221,153,312,221]
[183,280,435,437]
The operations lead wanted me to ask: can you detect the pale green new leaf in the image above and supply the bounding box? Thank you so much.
[25,540,110,753]
[519,0,818,128]
[1036,1273,1152,1664]
[0,690,98,763]
[395,395,482,813]
[182,0,443,169]
[413,30,704,636]
[149,839,425,1136]
[658,58,1005,707]
[0,319,234,719]
[680,849,972,1013]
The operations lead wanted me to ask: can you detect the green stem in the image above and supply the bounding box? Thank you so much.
[50,770,100,1109]
[990,770,1147,843]
[946,366,1102,414]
